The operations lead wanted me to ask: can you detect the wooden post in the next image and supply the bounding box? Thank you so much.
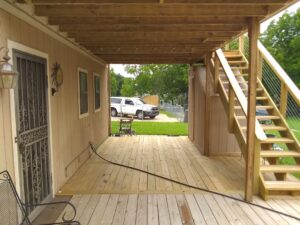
[228,85,235,133]
[239,36,244,53]
[107,64,112,136]
[280,83,288,117]
[214,55,220,93]
[188,65,195,141]
[245,17,260,202]
[204,53,212,156]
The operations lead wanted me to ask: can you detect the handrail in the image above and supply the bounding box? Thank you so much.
[258,41,300,106]
[216,49,267,141]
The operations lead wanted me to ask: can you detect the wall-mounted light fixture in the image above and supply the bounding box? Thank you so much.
[0,47,18,89]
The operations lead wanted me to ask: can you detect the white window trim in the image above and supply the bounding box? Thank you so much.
[93,73,101,113]
[78,68,89,119]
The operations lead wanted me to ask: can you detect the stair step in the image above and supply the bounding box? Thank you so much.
[241,126,287,131]
[231,67,248,70]
[261,138,295,144]
[261,125,287,131]
[234,105,274,110]
[261,151,300,157]
[228,61,247,65]
[256,115,281,120]
[256,105,274,110]
[256,97,269,101]
[235,73,248,77]
[261,165,300,173]
[264,181,300,191]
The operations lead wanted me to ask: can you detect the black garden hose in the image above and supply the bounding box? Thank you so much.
[89,142,300,221]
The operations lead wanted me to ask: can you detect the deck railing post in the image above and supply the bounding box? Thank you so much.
[245,17,260,202]
[214,55,220,94]
[239,36,244,53]
[228,85,235,133]
[280,82,288,118]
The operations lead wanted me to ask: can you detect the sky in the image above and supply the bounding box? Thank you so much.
[111,1,300,77]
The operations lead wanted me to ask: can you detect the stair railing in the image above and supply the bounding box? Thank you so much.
[238,35,300,140]
[215,49,267,142]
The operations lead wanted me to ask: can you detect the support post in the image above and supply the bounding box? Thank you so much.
[188,65,195,141]
[204,53,212,156]
[245,17,260,202]
[107,65,112,136]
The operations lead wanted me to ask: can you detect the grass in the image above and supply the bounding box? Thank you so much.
[111,121,188,136]
[159,110,177,118]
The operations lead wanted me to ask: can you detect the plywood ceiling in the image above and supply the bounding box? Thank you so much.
[20,0,297,64]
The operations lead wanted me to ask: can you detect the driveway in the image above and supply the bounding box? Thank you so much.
[111,113,179,122]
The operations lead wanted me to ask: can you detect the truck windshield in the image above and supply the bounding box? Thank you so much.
[134,99,146,105]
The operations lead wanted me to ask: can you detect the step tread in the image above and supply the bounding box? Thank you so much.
[261,150,300,157]
[261,125,287,131]
[261,138,295,144]
[256,115,281,120]
[264,181,300,191]
[260,165,300,173]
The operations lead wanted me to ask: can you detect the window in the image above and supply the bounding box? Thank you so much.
[78,69,88,117]
[125,99,134,105]
[110,98,122,104]
[94,73,101,112]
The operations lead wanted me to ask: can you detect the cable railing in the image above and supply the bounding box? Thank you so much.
[238,35,300,141]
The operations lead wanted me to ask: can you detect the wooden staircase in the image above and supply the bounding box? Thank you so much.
[218,50,300,199]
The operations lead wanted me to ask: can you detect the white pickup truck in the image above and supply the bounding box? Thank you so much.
[110,97,159,119]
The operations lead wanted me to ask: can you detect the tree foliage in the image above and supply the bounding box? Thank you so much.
[121,77,136,97]
[110,68,124,96]
[260,9,300,87]
[124,64,188,104]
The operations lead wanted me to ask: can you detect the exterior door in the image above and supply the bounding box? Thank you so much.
[13,50,51,213]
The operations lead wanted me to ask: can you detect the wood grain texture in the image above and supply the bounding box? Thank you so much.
[51,193,300,225]
[58,136,246,195]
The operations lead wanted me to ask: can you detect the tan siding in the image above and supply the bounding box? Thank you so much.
[0,9,109,193]
[188,66,240,156]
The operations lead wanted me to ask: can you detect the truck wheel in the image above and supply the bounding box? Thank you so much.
[137,111,144,120]
[111,108,117,117]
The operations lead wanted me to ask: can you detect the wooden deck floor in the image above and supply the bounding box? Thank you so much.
[56,193,300,225]
[59,136,245,195]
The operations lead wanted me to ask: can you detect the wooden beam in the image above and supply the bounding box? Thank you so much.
[59,24,245,32]
[34,5,271,17]
[48,16,251,25]
[245,17,260,202]
[31,0,289,5]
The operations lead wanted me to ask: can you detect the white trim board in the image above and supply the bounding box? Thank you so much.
[7,40,56,199]
[0,0,106,66]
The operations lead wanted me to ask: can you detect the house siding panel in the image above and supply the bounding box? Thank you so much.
[0,9,109,193]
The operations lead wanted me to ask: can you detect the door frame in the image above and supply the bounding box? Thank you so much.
[7,40,55,202]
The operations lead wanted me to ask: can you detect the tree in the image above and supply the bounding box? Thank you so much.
[121,77,136,97]
[260,9,300,87]
[125,64,188,105]
[110,68,124,96]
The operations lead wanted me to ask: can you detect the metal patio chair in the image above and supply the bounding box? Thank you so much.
[119,118,135,136]
[0,170,80,225]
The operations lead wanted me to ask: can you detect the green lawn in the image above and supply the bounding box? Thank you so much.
[111,121,188,136]
[159,110,177,118]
